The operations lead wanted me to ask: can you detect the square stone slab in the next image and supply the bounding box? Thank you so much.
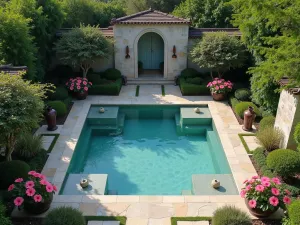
[180,107,212,125]
[192,174,238,195]
[63,174,107,195]
[87,106,119,125]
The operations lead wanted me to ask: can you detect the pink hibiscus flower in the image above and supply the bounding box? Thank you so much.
[33,194,43,203]
[212,81,217,85]
[33,173,40,178]
[248,179,255,184]
[37,174,46,180]
[89,82,92,85]
[77,79,82,84]
[25,181,35,189]
[240,190,246,198]
[246,185,252,191]
[26,188,36,197]
[40,179,49,186]
[261,177,270,183]
[14,197,24,206]
[70,86,74,91]
[15,178,23,183]
[269,196,279,206]
[248,199,257,208]
[283,196,291,204]
[8,184,15,191]
[77,86,81,90]
[83,81,87,85]
[255,185,265,192]
[228,86,232,89]
[217,80,222,84]
[207,82,212,87]
[28,171,37,176]
[215,86,220,90]
[252,175,259,179]
[46,185,54,193]
[271,177,281,185]
[84,87,88,91]
[271,188,280,196]
[52,185,58,192]
[262,181,271,187]
[285,189,291,195]
[220,85,224,89]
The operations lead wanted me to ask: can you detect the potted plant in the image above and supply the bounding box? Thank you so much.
[66,77,92,100]
[240,176,291,218]
[8,171,57,215]
[207,78,233,101]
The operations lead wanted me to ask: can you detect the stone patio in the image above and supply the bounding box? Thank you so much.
[12,85,284,224]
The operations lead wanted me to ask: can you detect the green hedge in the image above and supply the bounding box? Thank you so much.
[181,68,199,78]
[234,101,261,118]
[229,96,240,109]
[179,77,210,96]
[288,200,300,225]
[47,101,67,117]
[89,78,122,95]
[252,147,277,178]
[103,68,122,80]
[234,88,251,101]
[294,122,300,151]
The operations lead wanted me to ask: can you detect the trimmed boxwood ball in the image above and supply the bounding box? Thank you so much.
[104,68,122,80]
[260,116,275,131]
[288,200,300,225]
[181,68,199,78]
[44,206,85,225]
[234,88,251,101]
[212,205,251,225]
[185,77,203,85]
[47,101,67,117]
[266,149,300,178]
[87,73,102,85]
[234,102,261,118]
[0,160,30,189]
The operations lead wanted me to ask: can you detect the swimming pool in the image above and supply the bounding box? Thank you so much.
[63,105,235,195]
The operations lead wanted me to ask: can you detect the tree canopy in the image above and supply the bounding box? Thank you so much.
[55,25,113,78]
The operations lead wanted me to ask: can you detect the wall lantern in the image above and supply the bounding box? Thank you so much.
[172,45,177,58]
[125,46,130,59]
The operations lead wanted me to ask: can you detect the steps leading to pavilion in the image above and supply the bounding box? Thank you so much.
[127,78,174,85]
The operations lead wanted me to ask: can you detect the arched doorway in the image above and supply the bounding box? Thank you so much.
[138,32,164,77]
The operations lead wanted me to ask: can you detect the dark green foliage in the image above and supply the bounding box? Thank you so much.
[49,87,69,101]
[47,101,67,117]
[212,205,252,225]
[87,73,102,85]
[186,77,203,85]
[252,148,278,178]
[63,97,73,107]
[50,65,74,79]
[288,200,300,225]
[89,78,122,95]
[282,183,300,197]
[0,160,30,189]
[0,202,12,225]
[234,88,251,101]
[15,133,43,159]
[234,102,261,118]
[103,68,122,80]
[294,122,300,151]
[260,116,275,131]
[28,151,48,173]
[179,77,210,96]
[267,149,300,178]
[181,68,199,78]
[44,206,85,225]
[229,96,239,108]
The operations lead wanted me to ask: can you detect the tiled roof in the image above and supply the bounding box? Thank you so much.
[279,78,300,95]
[189,28,242,38]
[111,9,190,25]
[0,64,27,75]
[56,27,114,38]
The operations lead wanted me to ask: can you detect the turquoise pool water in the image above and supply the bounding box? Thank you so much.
[65,105,232,195]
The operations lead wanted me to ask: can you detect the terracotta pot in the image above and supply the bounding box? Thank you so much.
[211,92,226,101]
[75,91,88,100]
[24,194,53,215]
[245,199,278,218]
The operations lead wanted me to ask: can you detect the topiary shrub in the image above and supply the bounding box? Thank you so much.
[0,202,12,225]
[181,68,199,78]
[294,122,300,151]
[15,133,43,159]
[256,127,283,152]
[234,101,261,118]
[179,77,210,96]
[47,101,67,117]
[103,68,122,80]
[234,88,251,101]
[44,206,85,225]
[212,205,251,225]
[87,73,102,85]
[288,200,300,225]
[89,78,122,95]
[229,96,240,108]
[49,87,69,101]
[260,116,275,131]
[266,149,300,178]
[185,77,203,85]
[0,160,30,189]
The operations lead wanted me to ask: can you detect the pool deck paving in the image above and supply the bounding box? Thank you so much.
[12,85,283,224]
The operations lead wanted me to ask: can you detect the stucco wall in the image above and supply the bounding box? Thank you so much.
[113,24,189,79]
[274,90,300,149]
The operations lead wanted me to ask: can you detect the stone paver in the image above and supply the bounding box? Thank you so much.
[41,135,55,150]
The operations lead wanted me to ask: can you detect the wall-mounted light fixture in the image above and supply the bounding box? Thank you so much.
[172,45,177,58]
[125,46,130,59]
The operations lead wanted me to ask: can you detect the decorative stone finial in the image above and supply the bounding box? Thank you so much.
[194,107,201,113]
[80,179,89,188]
[211,179,220,189]
[99,107,105,113]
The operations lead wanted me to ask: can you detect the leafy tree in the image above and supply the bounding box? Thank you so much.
[190,32,246,78]
[0,72,52,161]
[125,0,148,14]
[173,0,232,28]
[55,25,113,78]
[0,9,37,80]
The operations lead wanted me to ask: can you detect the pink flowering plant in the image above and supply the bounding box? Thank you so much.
[240,176,291,212]
[65,77,92,93]
[8,171,57,209]
[207,78,233,94]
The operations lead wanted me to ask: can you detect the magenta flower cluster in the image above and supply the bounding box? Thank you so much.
[8,171,57,208]
[241,176,291,211]
[207,78,233,94]
[66,77,92,93]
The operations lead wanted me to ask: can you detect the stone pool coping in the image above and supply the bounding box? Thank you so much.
[14,85,275,223]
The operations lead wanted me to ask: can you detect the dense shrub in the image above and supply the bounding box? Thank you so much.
[50,65,74,78]
[89,78,122,95]
[0,202,12,225]
[87,73,102,85]
[28,151,48,172]
[103,68,122,80]
[15,133,43,159]
[0,160,30,189]
[44,206,85,225]
[256,127,283,152]
[288,200,300,225]
[229,96,240,108]
[181,68,199,78]
[63,97,73,107]
[179,77,210,96]
[266,149,300,178]
[185,77,203,85]
[234,88,251,101]
[234,102,261,118]
[212,205,251,225]
[49,87,69,101]
[294,122,300,151]
[47,101,67,117]
[252,147,277,177]
[260,116,275,131]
